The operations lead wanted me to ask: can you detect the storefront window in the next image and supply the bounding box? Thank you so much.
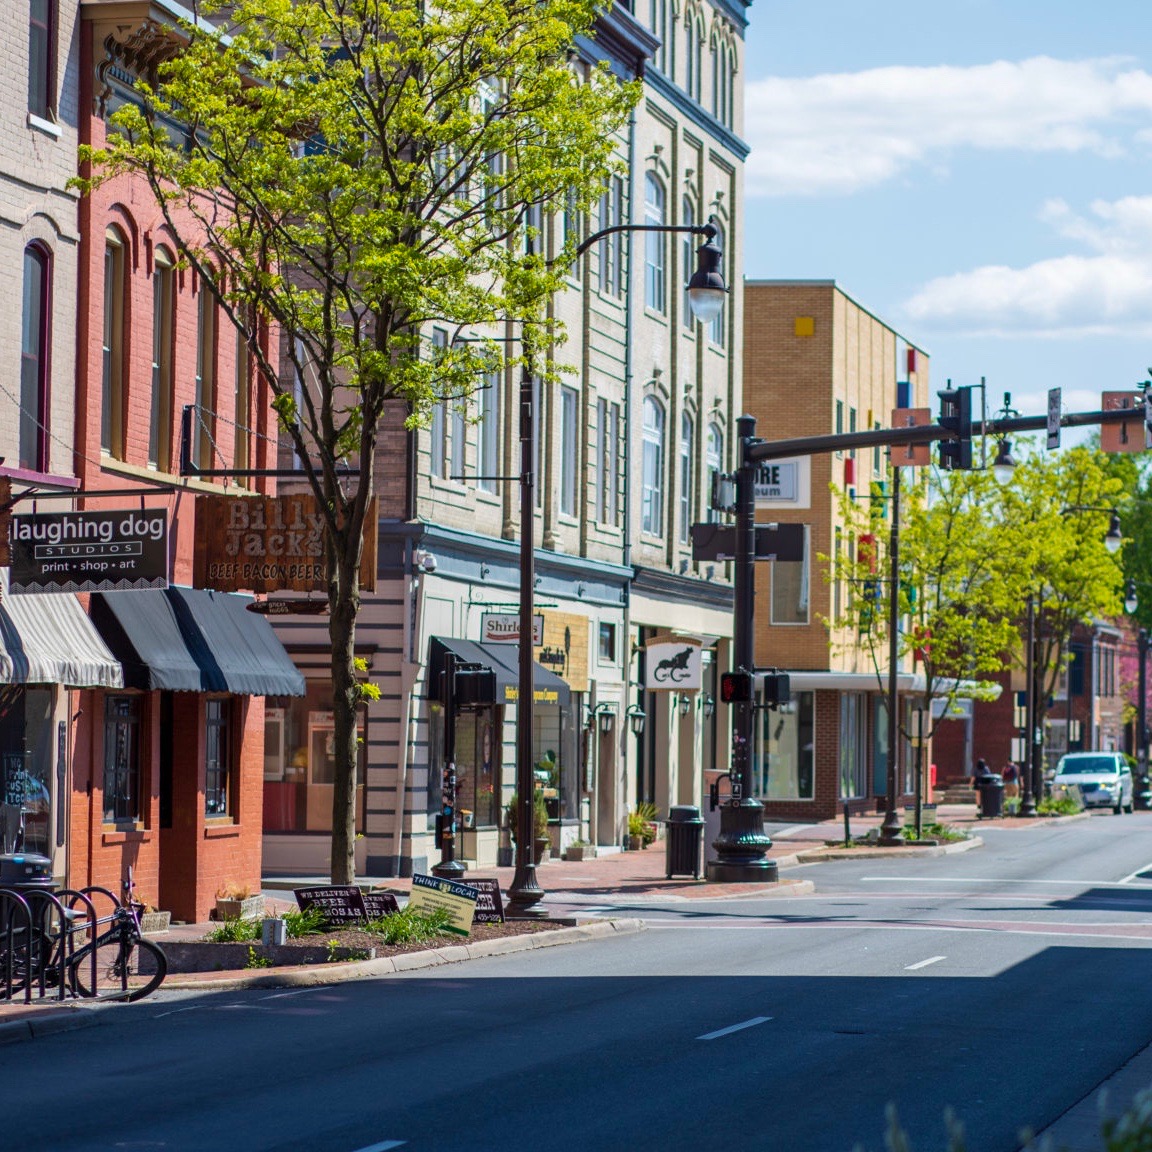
[754,691,814,800]
[453,708,499,828]
[262,683,367,834]
[103,695,141,823]
[839,692,868,799]
[205,698,231,817]
[0,687,53,853]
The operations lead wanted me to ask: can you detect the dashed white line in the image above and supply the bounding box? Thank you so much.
[1118,862,1152,885]
[697,1016,773,1040]
[861,876,1152,887]
[904,955,946,971]
[349,1141,406,1152]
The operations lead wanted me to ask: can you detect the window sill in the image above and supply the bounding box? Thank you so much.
[27,112,61,139]
[100,454,231,495]
[642,306,670,326]
[427,474,468,494]
[101,827,149,845]
[204,822,241,839]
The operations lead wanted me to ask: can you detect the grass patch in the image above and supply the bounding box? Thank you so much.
[1038,794,1083,816]
[365,905,456,946]
[203,917,261,943]
[903,822,969,843]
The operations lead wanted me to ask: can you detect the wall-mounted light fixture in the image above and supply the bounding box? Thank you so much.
[678,694,692,717]
[587,703,617,734]
[626,704,646,737]
[702,694,715,718]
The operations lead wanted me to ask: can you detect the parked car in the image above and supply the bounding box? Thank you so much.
[1052,752,1133,814]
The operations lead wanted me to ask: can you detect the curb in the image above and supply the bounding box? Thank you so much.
[0,1005,102,1047]
[161,916,648,992]
[793,835,984,862]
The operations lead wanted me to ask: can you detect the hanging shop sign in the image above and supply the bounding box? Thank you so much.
[481,612,543,645]
[9,508,168,593]
[535,610,589,693]
[644,639,702,691]
[194,493,377,594]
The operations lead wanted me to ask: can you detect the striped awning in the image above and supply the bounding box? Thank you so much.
[0,568,124,688]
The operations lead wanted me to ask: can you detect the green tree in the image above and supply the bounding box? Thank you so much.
[834,463,1017,763]
[995,443,1127,757]
[78,0,635,882]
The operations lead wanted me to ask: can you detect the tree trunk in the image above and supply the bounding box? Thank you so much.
[328,527,362,885]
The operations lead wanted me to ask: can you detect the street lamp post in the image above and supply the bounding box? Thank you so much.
[1019,593,1038,818]
[506,219,727,916]
[1138,628,1150,809]
[878,463,905,846]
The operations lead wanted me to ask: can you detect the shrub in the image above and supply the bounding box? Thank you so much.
[283,906,326,938]
[1038,794,1082,816]
[204,918,260,943]
[365,905,455,946]
[506,790,549,842]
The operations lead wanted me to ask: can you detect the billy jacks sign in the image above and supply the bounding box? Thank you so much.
[194,494,377,594]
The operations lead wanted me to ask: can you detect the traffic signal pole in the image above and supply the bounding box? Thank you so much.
[707,415,778,882]
[711,393,1146,882]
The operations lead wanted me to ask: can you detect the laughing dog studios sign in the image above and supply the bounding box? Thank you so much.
[10,509,168,593]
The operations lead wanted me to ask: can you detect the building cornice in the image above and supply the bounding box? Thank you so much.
[631,565,734,610]
[643,69,750,159]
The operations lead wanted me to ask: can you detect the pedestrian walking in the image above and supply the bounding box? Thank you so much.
[1002,761,1020,800]
[972,757,993,788]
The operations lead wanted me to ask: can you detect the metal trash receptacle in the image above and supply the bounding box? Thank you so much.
[665,805,705,879]
[976,775,1004,819]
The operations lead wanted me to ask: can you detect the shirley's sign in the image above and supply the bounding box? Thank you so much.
[9,509,168,593]
[194,494,376,593]
[481,612,544,645]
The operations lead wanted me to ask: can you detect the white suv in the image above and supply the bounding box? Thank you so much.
[1052,752,1134,814]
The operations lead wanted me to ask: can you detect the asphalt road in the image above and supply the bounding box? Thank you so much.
[6,812,1152,1152]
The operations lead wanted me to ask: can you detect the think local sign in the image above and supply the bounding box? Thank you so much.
[9,508,169,594]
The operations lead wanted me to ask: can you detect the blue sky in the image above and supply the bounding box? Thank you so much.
[741,0,1152,427]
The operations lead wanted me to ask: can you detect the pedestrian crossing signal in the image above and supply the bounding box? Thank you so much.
[720,671,753,703]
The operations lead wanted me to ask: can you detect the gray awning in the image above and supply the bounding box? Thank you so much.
[0,568,123,688]
[90,586,304,696]
[430,637,571,707]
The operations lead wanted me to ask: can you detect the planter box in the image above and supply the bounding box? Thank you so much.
[214,895,265,922]
[163,941,376,973]
[565,845,597,862]
[138,911,171,935]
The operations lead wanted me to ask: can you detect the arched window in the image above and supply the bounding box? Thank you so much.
[20,244,51,472]
[681,196,696,329]
[708,219,726,348]
[102,227,126,459]
[149,247,175,470]
[706,423,723,522]
[641,396,665,536]
[644,173,666,313]
[684,12,703,102]
[679,411,695,543]
[711,38,720,119]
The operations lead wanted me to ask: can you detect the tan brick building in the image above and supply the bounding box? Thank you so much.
[742,281,931,822]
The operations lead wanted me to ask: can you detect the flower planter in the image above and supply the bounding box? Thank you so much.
[627,834,645,851]
[138,911,171,935]
[214,895,264,922]
[565,845,597,862]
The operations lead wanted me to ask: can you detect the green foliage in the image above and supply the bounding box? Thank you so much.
[1038,794,1083,816]
[507,790,549,842]
[628,803,658,844]
[244,946,272,969]
[204,918,261,943]
[283,906,326,939]
[365,905,455,945]
[902,822,968,843]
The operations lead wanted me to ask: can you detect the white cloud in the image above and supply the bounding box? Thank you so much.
[746,57,1152,197]
[902,196,1152,337]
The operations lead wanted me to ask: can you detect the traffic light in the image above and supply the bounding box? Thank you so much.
[719,671,754,703]
[937,385,973,470]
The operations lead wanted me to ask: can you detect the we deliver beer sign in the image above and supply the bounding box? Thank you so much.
[9,509,169,593]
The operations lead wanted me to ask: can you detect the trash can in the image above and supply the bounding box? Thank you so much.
[665,805,705,879]
[975,775,1004,819]
[0,853,55,891]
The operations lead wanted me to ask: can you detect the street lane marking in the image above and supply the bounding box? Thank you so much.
[1118,862,1152,884]
[697,1016,773,1040]
[905,955,946,970]
[259,988,315,1001]
[350,1142,406,1152]
[862,876,1152,887]
[772,824,811,838]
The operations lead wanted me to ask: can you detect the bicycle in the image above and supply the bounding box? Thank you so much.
[67,869,168,1002]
